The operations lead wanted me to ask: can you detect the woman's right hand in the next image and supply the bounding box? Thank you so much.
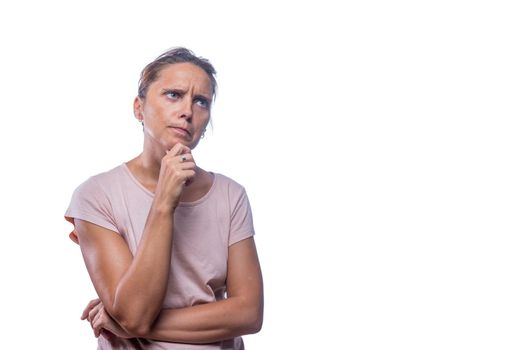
[154,143,196,211]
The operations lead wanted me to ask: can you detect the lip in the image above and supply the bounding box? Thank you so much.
[169,126,191,137]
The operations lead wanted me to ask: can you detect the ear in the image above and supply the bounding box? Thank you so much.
[133,96,144,122]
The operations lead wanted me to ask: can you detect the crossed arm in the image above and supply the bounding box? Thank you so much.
[75,214,263,343]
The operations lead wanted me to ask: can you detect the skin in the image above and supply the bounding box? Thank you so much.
[129,62,214,197]
[75,62,263,343]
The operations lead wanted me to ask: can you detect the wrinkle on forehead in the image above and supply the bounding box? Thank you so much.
[155,63,212,97]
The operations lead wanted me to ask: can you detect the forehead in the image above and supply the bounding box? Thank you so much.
[154,62,212,95]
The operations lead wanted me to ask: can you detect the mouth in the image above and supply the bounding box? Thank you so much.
[168,126,191,137]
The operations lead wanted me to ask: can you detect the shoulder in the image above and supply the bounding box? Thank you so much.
[66,165,124,243]
[73,164,125,197]
[210,173,252,212]
[212,172,247,195]
[67,164,126,220]
[91,163,125,185]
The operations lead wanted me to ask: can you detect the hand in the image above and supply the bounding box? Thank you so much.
[155,143,196,209]
[81,298,135,339]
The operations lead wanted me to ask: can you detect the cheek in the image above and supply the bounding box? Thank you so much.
[195,109,211,122]
[146,103,171,121]
[196,118,210,132]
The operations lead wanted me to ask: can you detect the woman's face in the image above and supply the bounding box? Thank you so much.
[135,62,212,151]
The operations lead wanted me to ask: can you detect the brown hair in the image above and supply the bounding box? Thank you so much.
[138,47,217,100]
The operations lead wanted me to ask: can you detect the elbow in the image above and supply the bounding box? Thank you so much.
[248,315,263,334]
[108,291,162,337]
[243,303,263,334]
[119,319,151,338]
[117,316,152,338]
[109,305,153,338]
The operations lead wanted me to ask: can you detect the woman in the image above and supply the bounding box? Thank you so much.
[65,47,263,349]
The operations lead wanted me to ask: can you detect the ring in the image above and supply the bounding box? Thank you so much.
[181,155,187,162]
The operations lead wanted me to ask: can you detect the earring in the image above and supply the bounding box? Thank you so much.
[201,129,206,139]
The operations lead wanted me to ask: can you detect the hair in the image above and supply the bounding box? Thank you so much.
[137,47,217,101]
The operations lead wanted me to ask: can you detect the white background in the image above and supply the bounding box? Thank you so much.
[0,1,523,349]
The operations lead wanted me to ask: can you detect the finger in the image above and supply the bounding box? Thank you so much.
[181,169,197,183]
[165,153,194,165]
[164,154,196,172]
[176,143,192,155]
[94,324,101,338]
[87,304,99,322]
[92,309,103,337]
[177,153,194,163]
[94,323,101,338]
[87,302,103,322]
[165,144,178,157]
[93,321,99,338]
[165,143,179,156]
[163,157,196,174]
[81,299,101,320]
[81,299,100,319]
[167,143,192,157]
[177,160,196,171]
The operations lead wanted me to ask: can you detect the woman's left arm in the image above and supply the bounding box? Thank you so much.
[146,237,263,343]
[88,237,263,343]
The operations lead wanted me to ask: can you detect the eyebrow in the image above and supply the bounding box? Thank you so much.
[161,87,211,101]
[161,87,184,94]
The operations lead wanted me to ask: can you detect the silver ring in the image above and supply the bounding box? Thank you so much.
[181,155,187,162]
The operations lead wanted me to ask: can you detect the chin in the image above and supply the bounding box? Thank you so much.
[165,139,196,151]
[189,139,201,150]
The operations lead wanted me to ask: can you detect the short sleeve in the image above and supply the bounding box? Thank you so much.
[64,177,118,244]
[229,186,255,246]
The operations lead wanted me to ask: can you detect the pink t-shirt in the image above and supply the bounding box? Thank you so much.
[65,163,255,350]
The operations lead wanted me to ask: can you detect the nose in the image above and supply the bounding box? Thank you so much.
[179,95,193,121]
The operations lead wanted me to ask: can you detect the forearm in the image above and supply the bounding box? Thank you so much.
[143,297,263,344]
[111,202,174,330]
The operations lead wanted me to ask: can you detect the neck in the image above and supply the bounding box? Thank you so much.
[138,137,165,180]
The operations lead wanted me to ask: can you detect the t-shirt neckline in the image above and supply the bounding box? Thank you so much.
[120,162,217,207]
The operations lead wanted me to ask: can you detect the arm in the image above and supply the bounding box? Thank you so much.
[76,207,172,335]
[77,144,195,335]
[144,237,264,343]
[86,237,263,342]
